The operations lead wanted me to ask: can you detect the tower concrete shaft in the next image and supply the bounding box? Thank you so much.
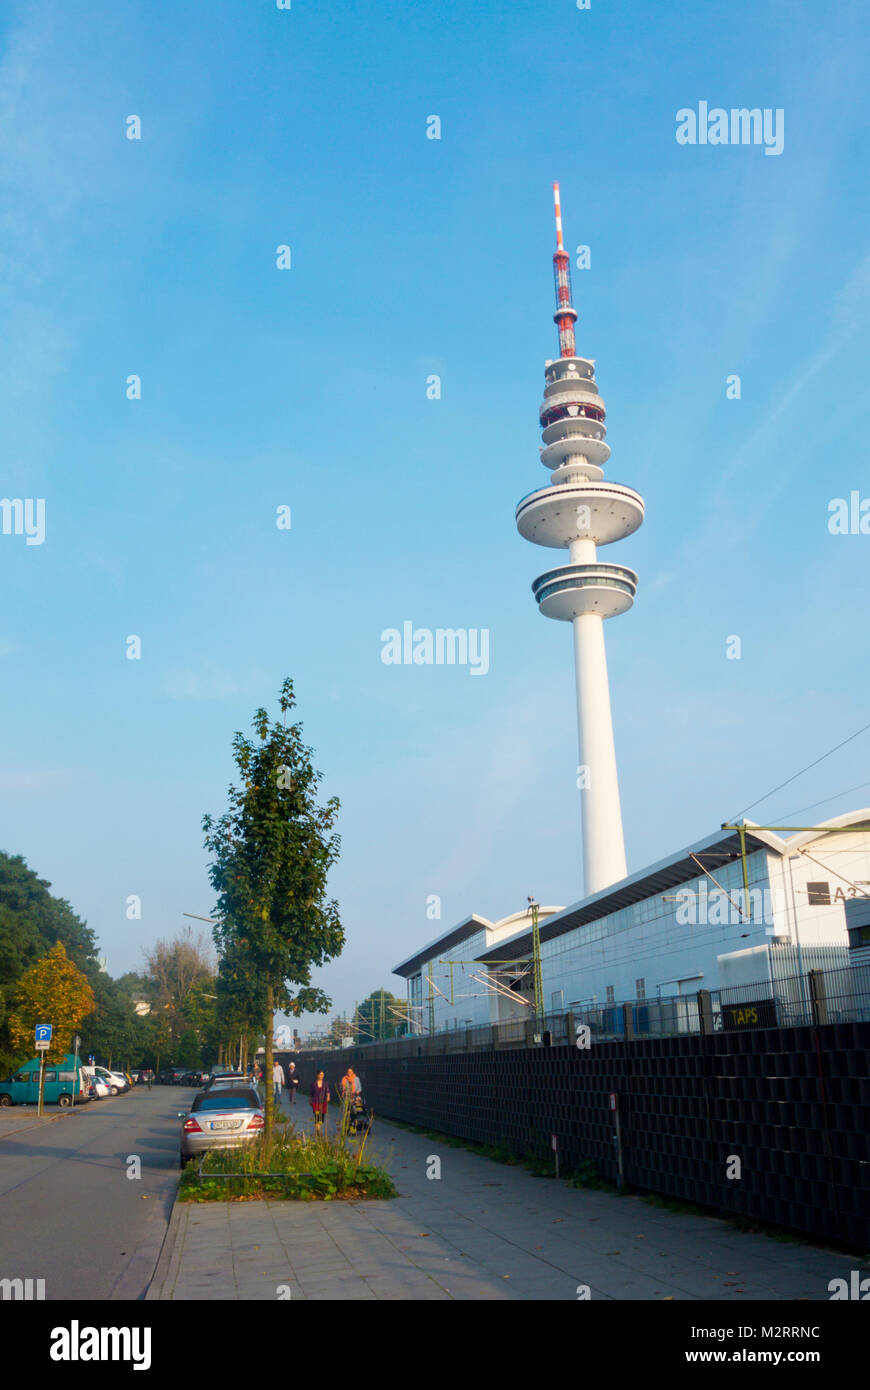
[572,612,628,890]
[516,185,643,896]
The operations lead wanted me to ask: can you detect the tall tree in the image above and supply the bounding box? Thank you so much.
[8,942,96,1064]
[0,852,97,1073]
[203,678,343,1141]
[143,927,215,1050]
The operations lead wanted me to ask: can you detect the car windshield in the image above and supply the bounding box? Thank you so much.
[192,1091,259,1111]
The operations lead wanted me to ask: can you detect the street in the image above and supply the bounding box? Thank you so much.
[0,1087,194,1300]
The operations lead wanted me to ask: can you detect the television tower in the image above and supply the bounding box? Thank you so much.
[516,184,644,895]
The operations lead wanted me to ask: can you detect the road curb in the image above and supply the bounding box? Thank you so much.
[144,1197,186,1300]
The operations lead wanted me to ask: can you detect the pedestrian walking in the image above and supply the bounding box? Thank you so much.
[286,1061,299,1104]
[310,1071,330,1134]
[273,1060,285,1105]
[340,1066,361,1099]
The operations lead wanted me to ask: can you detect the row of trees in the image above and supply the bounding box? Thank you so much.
[0,853,268,1075]
[1,679,346,1111]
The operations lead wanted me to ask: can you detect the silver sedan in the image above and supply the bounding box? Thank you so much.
[179,1087,264,1165]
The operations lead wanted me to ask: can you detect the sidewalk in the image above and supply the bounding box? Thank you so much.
[0,1108,72,1140]
[147,1102,859,1301]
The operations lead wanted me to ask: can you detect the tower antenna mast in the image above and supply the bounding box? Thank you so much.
[552,182,577,358]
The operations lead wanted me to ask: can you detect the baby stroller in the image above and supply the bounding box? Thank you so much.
[347,1092,369,1135]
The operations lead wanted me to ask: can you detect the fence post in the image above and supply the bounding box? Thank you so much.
[697,989,713,1036]
[808,970,829,1027]
[622,1002,635,1040]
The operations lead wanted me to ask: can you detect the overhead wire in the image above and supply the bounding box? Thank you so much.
[733,719,870,819]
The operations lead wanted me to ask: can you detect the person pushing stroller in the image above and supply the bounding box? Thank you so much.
[340,1067,368,1135]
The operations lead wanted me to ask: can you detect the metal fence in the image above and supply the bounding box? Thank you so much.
[302,959,870,1061]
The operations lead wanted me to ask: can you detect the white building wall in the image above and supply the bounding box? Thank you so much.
[404,829,870,1031]
[537,850,776,1009]
[781,831,870,947]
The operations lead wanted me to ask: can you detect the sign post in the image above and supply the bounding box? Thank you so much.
[35,1024,52,1116]
[72,1034,81,1105]
[610,1092,624,1192]
[551,1132,560,1181]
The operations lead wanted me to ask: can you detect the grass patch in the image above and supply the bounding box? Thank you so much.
[179,1107,396,1202]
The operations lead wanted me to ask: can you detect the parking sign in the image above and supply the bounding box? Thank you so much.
[35,1024,52,1048]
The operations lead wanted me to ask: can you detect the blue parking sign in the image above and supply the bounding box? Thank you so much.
[35,1024,52,1043]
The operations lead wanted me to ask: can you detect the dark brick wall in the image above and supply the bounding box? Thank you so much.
[283,1020,870,1247]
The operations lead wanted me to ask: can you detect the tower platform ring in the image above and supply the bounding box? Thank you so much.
[532,562,638,621]
[516,482,644,549]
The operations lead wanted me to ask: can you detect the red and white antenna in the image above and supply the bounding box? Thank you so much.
[552,181,577,358]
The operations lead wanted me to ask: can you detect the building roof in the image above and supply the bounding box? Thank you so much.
[393,907,564,978]
[475,814,870,965]
[473,824,783,966]
[392,810,870,981]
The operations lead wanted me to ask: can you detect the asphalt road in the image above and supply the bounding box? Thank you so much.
[0,1085,193,1300]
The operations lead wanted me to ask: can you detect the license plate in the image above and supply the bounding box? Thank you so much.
[209,1120,239,1131]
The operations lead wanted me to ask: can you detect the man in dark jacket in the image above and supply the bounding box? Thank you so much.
[286,1061,299,1104]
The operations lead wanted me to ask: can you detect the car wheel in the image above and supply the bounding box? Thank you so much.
[110,1085,119,1095]
[58,1093,72,1108]
[0,1094,12,1107]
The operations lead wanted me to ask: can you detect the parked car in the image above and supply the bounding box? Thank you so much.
[205,1070,247,1089]
[178,1087,264,1166]
[82,1067,110,1100]
[0,1053,90,1107]
[92,1066,129,1095]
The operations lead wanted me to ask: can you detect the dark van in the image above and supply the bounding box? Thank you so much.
[0,1053,90,1108]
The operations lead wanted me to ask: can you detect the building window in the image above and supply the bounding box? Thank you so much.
[806,882,831,906]
[606,985,615,1004]
[636,978,646,1000]
[551,990,564,1011]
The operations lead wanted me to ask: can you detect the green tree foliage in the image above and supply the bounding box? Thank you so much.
[215,940,267,1069]
[355,988,406,1042]
[0,852,98,1072]
[78,970,144,1071]
[203,678,344,1140]
[176,1027,202,1069]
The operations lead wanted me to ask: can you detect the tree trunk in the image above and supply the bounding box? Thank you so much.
[264,981,274,1145]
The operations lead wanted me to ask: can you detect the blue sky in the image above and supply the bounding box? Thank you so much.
[1,0,869,1033]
